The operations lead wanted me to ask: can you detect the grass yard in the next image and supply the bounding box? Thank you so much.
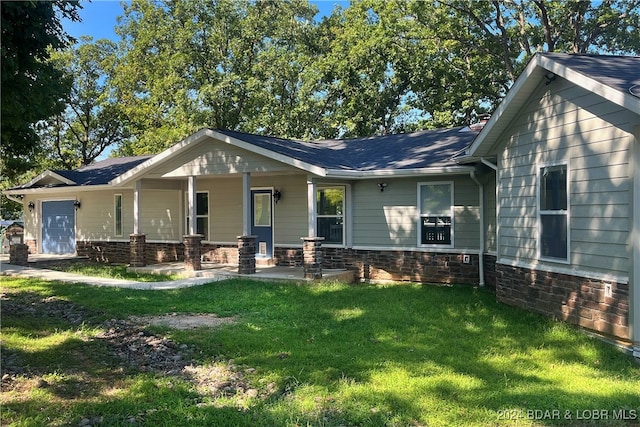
[30,261,181,282]
[1,277,639,426]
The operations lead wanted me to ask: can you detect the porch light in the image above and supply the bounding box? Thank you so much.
[28,201,35,213]
[273,189,282,204]
[73,200,81,210]
[378,182,388,192]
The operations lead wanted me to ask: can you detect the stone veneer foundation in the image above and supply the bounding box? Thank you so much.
[495,263,629,341]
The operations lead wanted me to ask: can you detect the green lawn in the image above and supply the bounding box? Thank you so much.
[1,277,638,426]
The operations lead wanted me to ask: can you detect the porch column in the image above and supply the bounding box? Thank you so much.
[237,173,256,274]
[302,237,324,279]
[187,175,197,235]
[130,179,146,267]
[237,235,256,274]
[242,172,251,236]
[307,177,317,237]
[129,233,146,267]
[183,175,202,271]
[9,243,28,265]
[184,235,202,271]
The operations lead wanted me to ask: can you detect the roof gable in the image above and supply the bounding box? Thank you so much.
[467,53,640,159]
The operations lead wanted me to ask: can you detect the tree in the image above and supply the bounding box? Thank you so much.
[1,0,80,179]
[101,0,640,154]
[112,0,320,155]
[41,37,128,169]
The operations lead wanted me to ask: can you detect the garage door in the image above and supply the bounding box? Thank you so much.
[42,200,76,254]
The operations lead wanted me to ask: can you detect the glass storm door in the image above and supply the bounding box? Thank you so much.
[251,189,273,259]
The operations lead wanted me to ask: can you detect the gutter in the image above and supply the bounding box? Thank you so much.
[470,170,485,287]
[4,194,23,204]
[325,165,475,179]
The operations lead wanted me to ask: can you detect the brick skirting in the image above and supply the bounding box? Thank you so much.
[272,246,481,284]
[495,263,629,341]
[77,240,184,264]
[25,239,37,254]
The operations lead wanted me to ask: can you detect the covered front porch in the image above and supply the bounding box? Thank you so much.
[106,130,337,280]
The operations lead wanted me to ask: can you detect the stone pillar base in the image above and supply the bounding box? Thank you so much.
[9,243,28,265]
[184,235,203,271]
[302,237,324,279]
[130,234,146,267]
[237,236,256,274]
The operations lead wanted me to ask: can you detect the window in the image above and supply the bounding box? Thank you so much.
[419,182,453,246]
[186,191,209,240]
[317,186,344,245]
[114,194,122,236]
[253,193,271,227]
[539,164,568,261]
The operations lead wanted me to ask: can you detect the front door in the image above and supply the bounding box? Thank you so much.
[42,200,76,254]
[251,189,273,259]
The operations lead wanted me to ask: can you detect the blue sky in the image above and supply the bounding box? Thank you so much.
[63,1,349,41]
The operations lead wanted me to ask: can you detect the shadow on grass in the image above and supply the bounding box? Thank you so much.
[2,277,639,426]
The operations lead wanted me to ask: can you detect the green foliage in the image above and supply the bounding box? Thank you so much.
[2,278,639,426]
[0,0,81,179]
[40,37,129,169]
[7,1,639,164]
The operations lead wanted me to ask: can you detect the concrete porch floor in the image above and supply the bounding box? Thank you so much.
[127,262,355,284]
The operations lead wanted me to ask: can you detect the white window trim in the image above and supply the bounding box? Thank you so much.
[417,181,455,249]
[537,162,570,264]
[184,190,210,241]
[317,185,346,247]
[114,194,123,237]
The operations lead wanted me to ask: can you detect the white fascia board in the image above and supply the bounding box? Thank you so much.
[110,129,327,186]
[20,170,76,188]
[4,184,114,195]
[538,55,640,115]
[325,166,474,178]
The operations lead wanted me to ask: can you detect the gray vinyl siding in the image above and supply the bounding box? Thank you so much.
[496,78,635,277]
[197,178,242,242]
[253,175,308,245]
[78,190,133,240]
[196,175,308,245]
[139,190,182,241]
[23,190,137,249]
[352,176,480,250]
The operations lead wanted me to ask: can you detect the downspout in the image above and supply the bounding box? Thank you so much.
[470,171,485,287]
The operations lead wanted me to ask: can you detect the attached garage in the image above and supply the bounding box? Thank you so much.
[41,200,76,254]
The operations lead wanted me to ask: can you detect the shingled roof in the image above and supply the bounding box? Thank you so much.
[540,53,640,96]
[215,126,478,172]
[466,52,640,160]
[11,156,152,190]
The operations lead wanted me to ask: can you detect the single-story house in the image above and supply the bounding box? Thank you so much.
[4,53,639,357]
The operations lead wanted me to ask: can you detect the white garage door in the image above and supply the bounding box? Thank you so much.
[42,200,76,254]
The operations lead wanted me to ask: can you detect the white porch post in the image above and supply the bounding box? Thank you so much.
[187,175,197,235]
[130,179,146,267]
[242,172,251,236]
[133,179,141,234]
[307,177,317,237]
